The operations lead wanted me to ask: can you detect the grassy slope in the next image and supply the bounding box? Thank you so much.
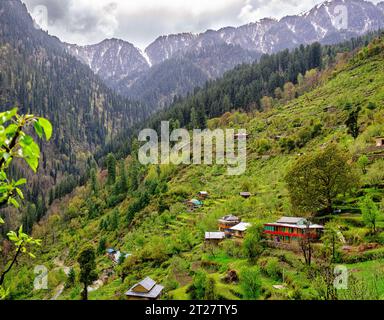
[7,40,384,300]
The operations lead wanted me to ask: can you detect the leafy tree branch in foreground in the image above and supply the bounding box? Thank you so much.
[0,108,52,298]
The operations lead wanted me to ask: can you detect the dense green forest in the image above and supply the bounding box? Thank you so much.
[2,35,384,300]
[0,0,152,232]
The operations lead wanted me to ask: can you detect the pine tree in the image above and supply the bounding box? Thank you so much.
[106,153,116,185]
[90,168,98,194]
[118,160,128,193]
[77,245,97,300]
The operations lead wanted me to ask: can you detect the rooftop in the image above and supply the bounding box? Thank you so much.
[219,215,240,222]
[276,217,307,225]
[205,232,225,240]
[125,277,164,299]
[230,222,251,232]
[137,277,156,291]
[265,222,324,229]
[189,199,203,205]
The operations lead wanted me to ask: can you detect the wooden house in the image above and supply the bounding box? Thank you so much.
[263,217,324,243]
[197,191,209,200]
[125,277,164,300]
[239,192,251,198]
[205,232,225,244]
[218,215,241,236]
[229,222,251,238]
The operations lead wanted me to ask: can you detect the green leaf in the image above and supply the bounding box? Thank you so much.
[15,187,24,199]
[37,118,52,141]
[8,197,19,208]
[19,135,40,172]
[15,178,26,186]
[0,217,4,224]
[0,108,17,125]
[7,231,18,242]
[33,121,43,139]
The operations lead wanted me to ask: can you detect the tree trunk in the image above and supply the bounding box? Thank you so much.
[81,283,88,300]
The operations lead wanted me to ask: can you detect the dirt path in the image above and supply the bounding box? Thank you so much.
[48,256,70,300]
[51,283,65,300]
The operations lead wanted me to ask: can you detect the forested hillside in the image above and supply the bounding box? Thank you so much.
[0,0,151,231]
[6,36,384,300]
[103,31,379,158]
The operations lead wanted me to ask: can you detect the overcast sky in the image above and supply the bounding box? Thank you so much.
[21,0,382,50]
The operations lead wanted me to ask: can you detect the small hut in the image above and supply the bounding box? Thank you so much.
[106,248,116,259]
[375,136,384,147]
[240,192,251,199]
[197,191,209,200]
[186,199,203,211]
[125,277,164,300]
[205,232,225,244]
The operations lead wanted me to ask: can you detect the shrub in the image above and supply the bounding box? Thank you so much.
[259,257,283,281]
[239,267,262,300]
[221,240,244,258]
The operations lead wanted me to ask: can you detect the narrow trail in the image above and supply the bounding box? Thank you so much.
[47,256,70,300]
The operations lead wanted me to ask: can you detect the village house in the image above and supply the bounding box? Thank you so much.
[205,232,225,244]
[218,215,241,236]
[197,191,209,200]
[186,199,203,211]
[263,217,324,243]
[239,192,251,198]
[106,248,116,259]
[375,136,384,147]
[106,248,131,264]
[229,222,252,238]
[125,277,164,300]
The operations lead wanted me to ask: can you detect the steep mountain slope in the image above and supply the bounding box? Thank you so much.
[65,0,384,109]
[66,39,150,89]
[145,0,384,59]
[125,43,260,108]
[0,0,150,226]
[11,37,384,301]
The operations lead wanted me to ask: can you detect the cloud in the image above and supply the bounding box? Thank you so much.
[21,0,383,50]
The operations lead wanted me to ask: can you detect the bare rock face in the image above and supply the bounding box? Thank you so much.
[66,39,150,89]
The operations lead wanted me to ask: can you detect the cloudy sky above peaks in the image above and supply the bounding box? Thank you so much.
[21,0,382,50]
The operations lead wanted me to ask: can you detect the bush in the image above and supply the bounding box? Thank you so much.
[239,267,262,300]
[188,271,207,300]
[164,274,179,291]
[243,224,265,261]
[259,257,283,281]
[221,240,244,258]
